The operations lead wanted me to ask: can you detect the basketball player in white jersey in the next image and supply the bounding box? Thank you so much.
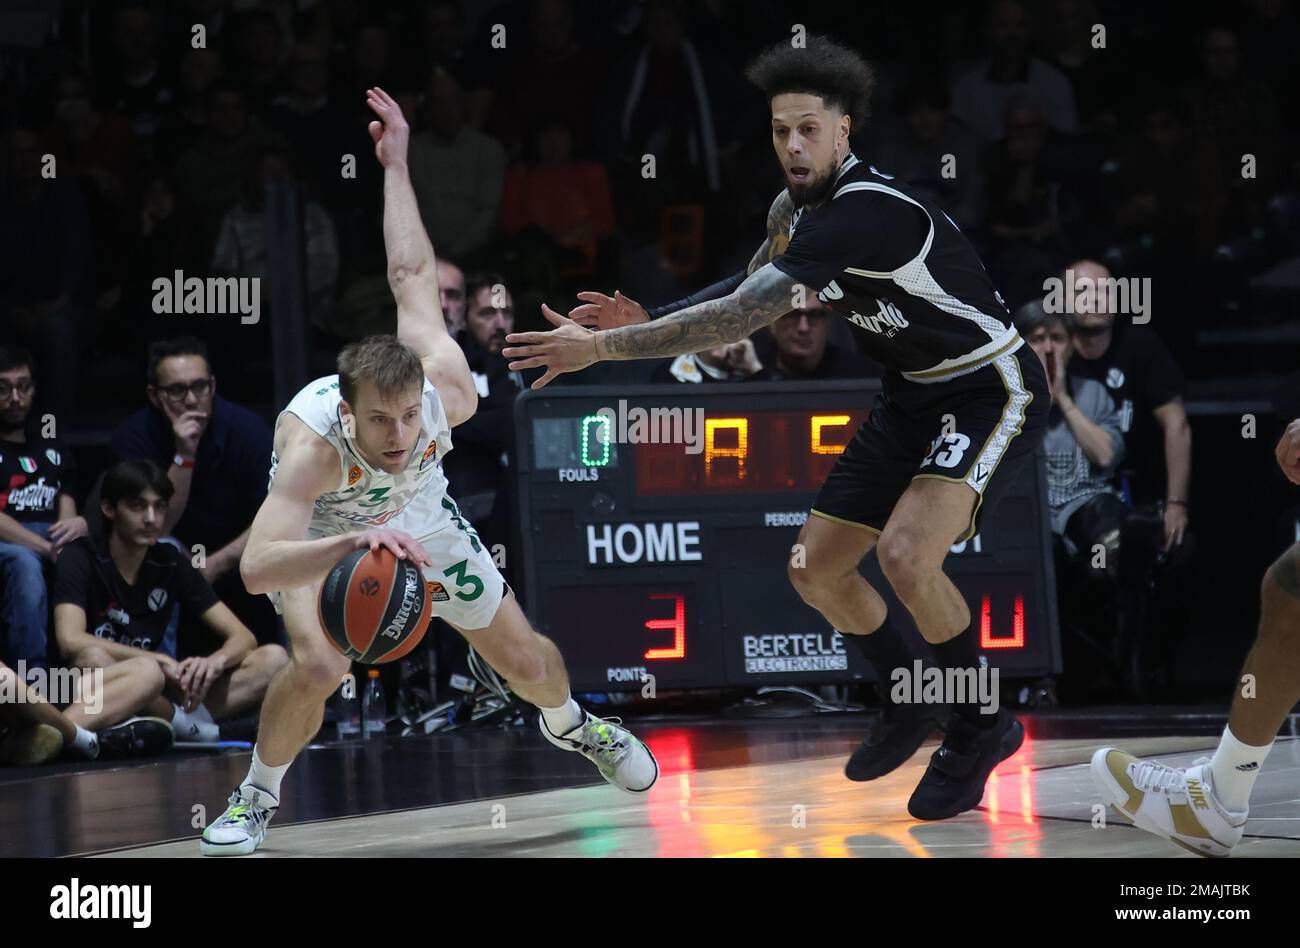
[199,89,657,855]
[1092,417,1300,856]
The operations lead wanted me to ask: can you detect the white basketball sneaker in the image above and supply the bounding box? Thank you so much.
[540,711,659,794]
[1091,747,1247,857]
[200,785,279,856]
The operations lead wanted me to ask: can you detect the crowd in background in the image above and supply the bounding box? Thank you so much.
[3,0,1300,762]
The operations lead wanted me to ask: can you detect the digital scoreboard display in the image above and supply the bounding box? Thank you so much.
[514,381,1061,692]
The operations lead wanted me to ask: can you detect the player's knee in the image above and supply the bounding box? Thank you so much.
[123,656,165,692]
[1263,544,1300,609]
[291,648,352,697]
[877,533,925,591]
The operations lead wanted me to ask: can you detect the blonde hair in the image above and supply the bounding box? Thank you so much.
[337,335,424,407]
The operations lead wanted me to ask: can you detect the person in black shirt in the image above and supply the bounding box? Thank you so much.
[1064,259,1192,551]
[0,347,87,674]
[751,298,878,381]
[109,336,277,648]
[54,461,287,744]
[505,36,1049,821]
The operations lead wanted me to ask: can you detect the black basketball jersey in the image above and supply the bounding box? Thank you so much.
[771,154,1021,382]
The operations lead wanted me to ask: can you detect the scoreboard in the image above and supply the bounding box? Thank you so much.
[513,381,1061,692]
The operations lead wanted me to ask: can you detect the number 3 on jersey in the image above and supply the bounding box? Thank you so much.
[443,559,484,601]
[922,432,971,470]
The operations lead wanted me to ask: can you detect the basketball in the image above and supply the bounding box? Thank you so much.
[317,547,432,664]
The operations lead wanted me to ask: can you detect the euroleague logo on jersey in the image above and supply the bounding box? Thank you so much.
[418,440,439,471]
[347,465,363,487]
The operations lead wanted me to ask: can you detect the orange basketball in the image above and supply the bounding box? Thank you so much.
[318,547,432,664]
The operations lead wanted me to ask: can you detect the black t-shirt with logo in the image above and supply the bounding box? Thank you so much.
[0,433,75,525]
[52,536,219,655]
[1069,324,1184,503]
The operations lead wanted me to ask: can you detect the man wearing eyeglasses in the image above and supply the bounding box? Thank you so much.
[0,346,87,678]
[108,337,276,649]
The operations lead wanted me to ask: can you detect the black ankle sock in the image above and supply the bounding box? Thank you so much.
[932,627,998,729]
[844,617,921,706]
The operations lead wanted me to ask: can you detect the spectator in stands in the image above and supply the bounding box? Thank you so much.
[439,258,468,337]
[871,81,984,230]
[271,42,354,223]
[419,0,494,130]
[46,68,138,217]
[751,299,878,381]
[409,69,507,261]
[1015,301,1125,566]
[231,8,288,109]
[0,658,165,759]
[501,117,615,278]
[446,273,523,527]
[650,338,764,383]
[105,4,175,144]
[211,146,340,324]
[0,348,86,677]
[108,337,277,647]
[0,126,91,425]
[53,461,287,747]
[1065,260,1191,551]
[950,0,1079,144]
[158,46,225,161]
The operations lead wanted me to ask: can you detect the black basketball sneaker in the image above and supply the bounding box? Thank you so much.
[845,701,948,782]
[98,716,174,759]
[907,707,1023,820]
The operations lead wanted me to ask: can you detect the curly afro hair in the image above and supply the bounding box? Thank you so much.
[745,35,874,130]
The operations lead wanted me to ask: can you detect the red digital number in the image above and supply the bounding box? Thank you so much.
[979,592,1025,649]
[644,592,686,660]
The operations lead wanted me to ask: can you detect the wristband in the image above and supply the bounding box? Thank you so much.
[173,454,196,469]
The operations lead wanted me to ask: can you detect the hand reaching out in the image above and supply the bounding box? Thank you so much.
[365,87,410,169]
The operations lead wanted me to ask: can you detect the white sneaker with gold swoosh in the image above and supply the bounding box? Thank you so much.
[1090,747,1247,857]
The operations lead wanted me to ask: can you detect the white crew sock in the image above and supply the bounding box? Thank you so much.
[172,704,220,743]
[1207,725,1272,812]
[69,725,99,759]
[243,746,290,802]
[539,696,584,737]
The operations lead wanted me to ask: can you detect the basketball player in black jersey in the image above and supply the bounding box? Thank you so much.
[504,36,1050,821]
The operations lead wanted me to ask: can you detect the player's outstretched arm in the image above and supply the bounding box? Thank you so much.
[366,87,477,427]
[503,264,798,389]
[240,416,433,595]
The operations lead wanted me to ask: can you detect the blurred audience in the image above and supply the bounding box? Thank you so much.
[108,337,278,650]
[53,460,287,749]
[751,299,878,381]
[0,348,86,677]
[439,258,468,337]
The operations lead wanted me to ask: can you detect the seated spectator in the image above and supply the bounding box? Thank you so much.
[650,338,763,383]
[53,461,287,746]
[108,337,278,650]
[439,258,468,337]
[1065,259,1191,551]
[0,347,87,677]
[949,0,1079,145]
[0,658,165,759]
[1015,301,1124,565]
[751,300,879,381]
[500,117,615,277]
[104,4,176,145]
[408,69,507,261]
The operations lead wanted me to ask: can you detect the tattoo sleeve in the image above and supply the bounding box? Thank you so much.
[601,264,798,361]
[747,189,795,275]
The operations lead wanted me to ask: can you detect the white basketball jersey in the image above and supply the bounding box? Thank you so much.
[270,375,455,536]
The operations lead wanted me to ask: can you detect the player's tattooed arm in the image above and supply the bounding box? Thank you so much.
[599,264,798,361]
[747,190,795,275]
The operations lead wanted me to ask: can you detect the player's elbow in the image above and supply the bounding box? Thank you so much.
[446,384,479,428]
[240,550,270,596]
[387,262,435,294]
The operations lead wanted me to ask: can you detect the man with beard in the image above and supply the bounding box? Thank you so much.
[505,35,1050,821]
[0,346,87,677]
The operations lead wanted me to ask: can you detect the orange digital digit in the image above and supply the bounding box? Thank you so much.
[644,592,686,660]
[810,414,851,455]
[979,592,1025,649]
[704,417,748,481]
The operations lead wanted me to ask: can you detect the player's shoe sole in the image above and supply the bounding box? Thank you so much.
[0,723,64,765]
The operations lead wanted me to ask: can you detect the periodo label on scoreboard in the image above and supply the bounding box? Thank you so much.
[514,381,1061,691]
